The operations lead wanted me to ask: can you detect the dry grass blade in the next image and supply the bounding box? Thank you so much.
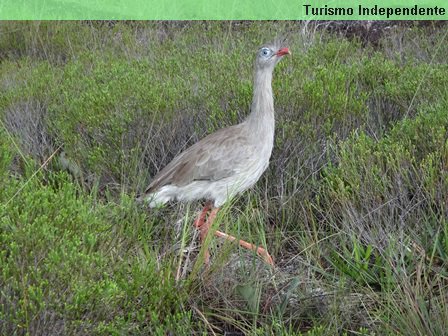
[5,145,63,207]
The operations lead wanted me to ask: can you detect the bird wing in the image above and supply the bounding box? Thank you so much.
[144,125,252,194]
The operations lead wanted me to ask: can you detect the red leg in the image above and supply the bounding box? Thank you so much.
[202,207,219,239]
[194,202,212,229]
[199,208,219,265]
[194,205,274,267]
[214,230,274,266]
[194,203,215,265]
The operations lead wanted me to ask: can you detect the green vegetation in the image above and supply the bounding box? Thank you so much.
[1,21,447,335]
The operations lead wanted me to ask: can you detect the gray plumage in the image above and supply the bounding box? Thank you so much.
[141,41,290,208]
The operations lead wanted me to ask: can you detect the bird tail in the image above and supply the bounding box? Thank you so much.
[136,192,162,209]
[135,193,147,205]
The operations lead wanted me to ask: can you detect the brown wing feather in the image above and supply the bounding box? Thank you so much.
[144,124,252,194]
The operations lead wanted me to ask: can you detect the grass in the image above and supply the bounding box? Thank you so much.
[1,21,448,335]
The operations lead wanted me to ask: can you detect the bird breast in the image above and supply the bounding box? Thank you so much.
[228,123,274,192]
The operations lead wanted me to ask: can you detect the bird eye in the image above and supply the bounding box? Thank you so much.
[260,48,271,57]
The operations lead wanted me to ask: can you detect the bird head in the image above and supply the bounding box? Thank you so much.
[255,41,291,71]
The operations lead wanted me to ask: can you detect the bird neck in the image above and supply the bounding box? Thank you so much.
[245,68,275,136]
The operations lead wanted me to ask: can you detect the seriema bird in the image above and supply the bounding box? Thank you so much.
[140,41,290,266]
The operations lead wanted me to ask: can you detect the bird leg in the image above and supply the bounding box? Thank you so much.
[193,202,212,230]
[194,204,274,267]
[214,230,274,266]
[194,202,214,264]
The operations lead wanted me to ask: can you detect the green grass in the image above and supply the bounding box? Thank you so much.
[1,21,448,335]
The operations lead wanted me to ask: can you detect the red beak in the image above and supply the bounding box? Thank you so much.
[276,47,291,57]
